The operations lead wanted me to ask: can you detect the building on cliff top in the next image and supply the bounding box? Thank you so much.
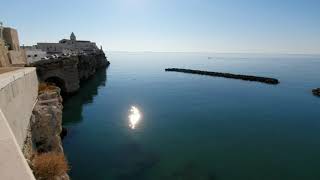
[23,32,102,64]
[0,22,27,67]
[22,46,47,64]
[36,32,100,55]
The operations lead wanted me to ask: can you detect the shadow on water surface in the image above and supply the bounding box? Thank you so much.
[111,142,160,180]
[62,69,107,125]
[109,142,216,180]
[169,160,217,180]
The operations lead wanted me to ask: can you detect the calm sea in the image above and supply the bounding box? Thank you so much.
[63,52,320,180]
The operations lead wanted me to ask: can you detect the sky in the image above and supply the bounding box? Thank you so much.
[1,0,320,54]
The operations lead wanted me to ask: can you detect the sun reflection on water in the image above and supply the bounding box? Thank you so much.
[128,106,141,129]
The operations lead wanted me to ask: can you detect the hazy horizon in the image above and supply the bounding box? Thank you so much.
[107,50,320,56]
[1,0,320,54]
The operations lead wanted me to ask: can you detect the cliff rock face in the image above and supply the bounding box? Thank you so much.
[30,56,80,94]
[31,87,64,153]
[23,86,69,180]
[30,52,109,94]
[78,52,110,81]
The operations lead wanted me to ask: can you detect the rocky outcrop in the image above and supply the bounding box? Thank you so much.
[78,52,110,81]
[313,88,320,97]
[31,87,64,153]
[165,68,280,85]
[23,85,69,180]
[22,51,109,178]
[29,56,80,94]
[29,51,110,94]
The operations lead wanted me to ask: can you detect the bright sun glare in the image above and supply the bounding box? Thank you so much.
[128,106,141,129]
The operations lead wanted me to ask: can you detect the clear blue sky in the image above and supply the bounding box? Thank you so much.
[1,0,320,54]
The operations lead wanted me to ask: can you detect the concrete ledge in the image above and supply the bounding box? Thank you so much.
[0,67,35,89]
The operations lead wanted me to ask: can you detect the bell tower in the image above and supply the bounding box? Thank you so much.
[70,32,76,41]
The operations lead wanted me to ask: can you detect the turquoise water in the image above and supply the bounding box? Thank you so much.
[63,52,320,180]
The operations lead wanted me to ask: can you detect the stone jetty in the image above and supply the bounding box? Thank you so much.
[165,68,279,85]
[312,88,320,97]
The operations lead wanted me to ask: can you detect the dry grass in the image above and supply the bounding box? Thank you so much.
[32,152,69,180]
[38,83,57,93]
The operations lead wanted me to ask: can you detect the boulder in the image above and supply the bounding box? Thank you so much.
[312,88,320,97]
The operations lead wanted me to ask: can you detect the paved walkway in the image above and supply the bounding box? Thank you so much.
[0,109,35,180]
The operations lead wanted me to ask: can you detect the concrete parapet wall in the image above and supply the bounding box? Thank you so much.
[0,67,37,180]
[0,67,38,148]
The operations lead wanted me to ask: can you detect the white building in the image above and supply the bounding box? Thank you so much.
[22,46,47,64]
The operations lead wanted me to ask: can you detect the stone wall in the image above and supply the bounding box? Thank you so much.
[0,27,27,67]
[3,27,20,51]
[8,49,27,65]
[0,40,11,67]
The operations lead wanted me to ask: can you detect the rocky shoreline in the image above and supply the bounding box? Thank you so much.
[165,68,279,85]
[312,88,320,97]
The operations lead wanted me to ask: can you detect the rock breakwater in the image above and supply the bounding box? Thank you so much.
[165,68,279,85]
